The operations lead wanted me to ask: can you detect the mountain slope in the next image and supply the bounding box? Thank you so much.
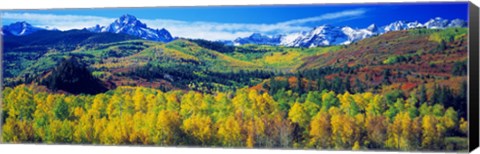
[4,29,141,51]
[3,27,467,95]
[299,28,467,70]
[2,29,144,80]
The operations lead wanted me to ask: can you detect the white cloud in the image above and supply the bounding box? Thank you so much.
[278,9,367,25]
[1,13,115,30]
[142,19,309,40]
[1,9,366,40]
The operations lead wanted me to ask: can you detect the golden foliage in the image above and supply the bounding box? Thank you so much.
[1,85,467,151]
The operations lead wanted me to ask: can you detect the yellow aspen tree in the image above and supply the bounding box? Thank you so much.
[182,114,213,145]
[199,94,214,115]
[288,102,309,128]
[244,116,266,148]
[145,93,160,113]
[303,100,320,119]
[180,91,200,118]
[254,92,278,116]
[166,92,180,111]
[353,92,373,112]
[145,93,158,113]
[154,92,167,112]
[338,92,360,116]
[243,116,265,148]
[212,92,233,121]
[91,94,107,118]
[352,141,361,150]
[386,113,400,149]
[366,94,384,116]
[245,119,256,148]
[122,93,135,114]
[386,112,412,150]
[309,110,331,149]
[217,116,242,147]
[330,113,344,149]
[120,113,134,144]
[133,88,147,113]
[144,111,157,145]
[442,107,458,130]
[74,114,93,143]
[58,120,74,143]
[232,89,250,117]
[73,107,85,119]
[338,92,353,113]
[2,117,19,143]
[107,95,122,118]
[321,91,337,111]
[422,115,439,149]
[130,112,150,144]
[93,117,108,144]
[399,112,413,150]
[48,119,62,143]
[33,100,51,142]
[459,118,468,135]
[154,110,181,145]
[341,115,360,148]
[101,117,121,145]
[7,85,35,120]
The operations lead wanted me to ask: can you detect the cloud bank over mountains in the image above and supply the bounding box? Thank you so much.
[1,9,366,40]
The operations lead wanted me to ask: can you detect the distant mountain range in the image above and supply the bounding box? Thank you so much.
[2,14,173,43]
[232,17,467,47]
[2,15,467,47]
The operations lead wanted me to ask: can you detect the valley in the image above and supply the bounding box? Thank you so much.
[1,14,469,151]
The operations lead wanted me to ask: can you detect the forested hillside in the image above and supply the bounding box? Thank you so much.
[2,85,467,150]
[1,28,469,151]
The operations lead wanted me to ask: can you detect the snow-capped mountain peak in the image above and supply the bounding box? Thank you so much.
[88,14,173,42]
[249,33,269,40]
[406,21,423,29]
[367,24,378,32]
[424,17,450,29]
[114,14,147,29]
[383,20,408,32]
[118,14,137,22]
[2,21,43,36]
[233,32,281,46]
[448,18,467,28]
[310,25,335,35]
[280,25,350,47]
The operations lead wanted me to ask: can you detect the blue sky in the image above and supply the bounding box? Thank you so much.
[0,2,469,40]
